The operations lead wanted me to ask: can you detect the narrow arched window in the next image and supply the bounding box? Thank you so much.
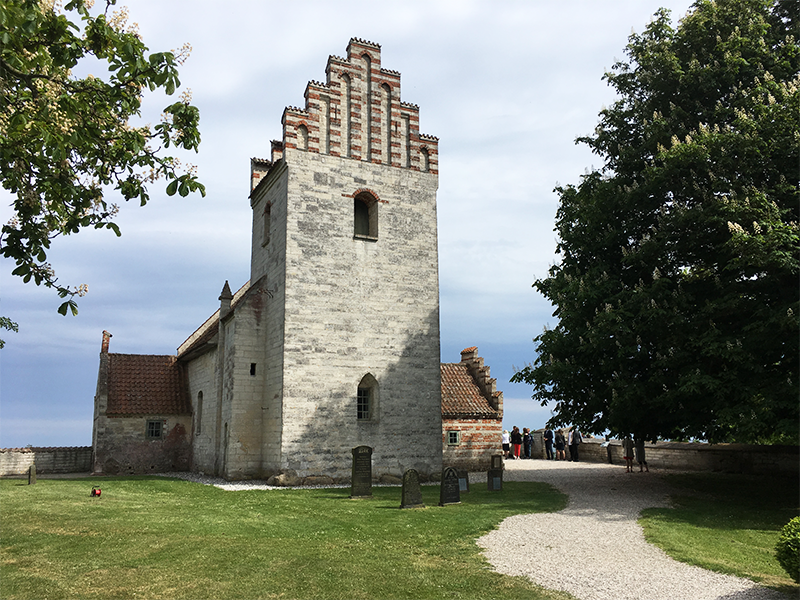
[353,192,378,240]
[297,124,309,150]
[196,391,203,435]
[357,374,378,421]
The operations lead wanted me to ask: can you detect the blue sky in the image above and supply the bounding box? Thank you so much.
[0,0,695,447]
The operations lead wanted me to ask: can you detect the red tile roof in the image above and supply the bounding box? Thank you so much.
[106,354,190,416]
[441,363,499,417]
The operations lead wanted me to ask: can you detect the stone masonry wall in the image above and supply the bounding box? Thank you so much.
[94,415,193,475]
[0,447,92,475]
[443,417,502,472]
[276,147,442,480]
[184,349,217,474]
[530,432,799,475]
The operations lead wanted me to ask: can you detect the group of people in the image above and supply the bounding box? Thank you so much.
[621,435,649,472]
[501,426,650,471]
[501,426,535,459]
[542,426,582,461]
[501,425,585,461]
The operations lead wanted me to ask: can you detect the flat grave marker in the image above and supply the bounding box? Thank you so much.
[457,469,470,493]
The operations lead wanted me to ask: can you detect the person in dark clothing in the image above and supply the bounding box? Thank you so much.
[544,427,554,460]
[522,428,532,459]
[568,427,582,462]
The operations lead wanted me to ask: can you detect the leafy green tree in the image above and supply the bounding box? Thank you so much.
[512,0,799,444]
[0,0,204,317]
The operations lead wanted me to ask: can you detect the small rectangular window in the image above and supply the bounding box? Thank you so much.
[447,431,461,446]
[357,388,371,420]
[146,420,163,439]
[250,363,257,376]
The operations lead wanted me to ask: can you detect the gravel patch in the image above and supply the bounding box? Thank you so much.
[155,471,351,491]
[478,459,790,600]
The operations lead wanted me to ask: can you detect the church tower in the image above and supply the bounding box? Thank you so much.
[248,39,442,480]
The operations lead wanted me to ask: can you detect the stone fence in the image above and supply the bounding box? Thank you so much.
[0,447,92,476]
[531,432,798,476]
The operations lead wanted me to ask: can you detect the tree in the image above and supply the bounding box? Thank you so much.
[0,0,205,317]
[512,0,799,444]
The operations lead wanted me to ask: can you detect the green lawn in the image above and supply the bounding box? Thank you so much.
[639,472,800,596]
[0,477,573,600]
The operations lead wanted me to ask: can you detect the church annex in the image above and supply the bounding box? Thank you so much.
[93,39,452,481]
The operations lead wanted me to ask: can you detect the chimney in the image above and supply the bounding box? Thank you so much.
[101,330,112,353]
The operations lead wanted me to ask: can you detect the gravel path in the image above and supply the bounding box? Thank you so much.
[478,459,791,600]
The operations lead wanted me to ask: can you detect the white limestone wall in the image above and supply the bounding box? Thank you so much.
[276,148,442,480]
[251,164,289,474]
[223,291,267,479]
[185,350,217,474]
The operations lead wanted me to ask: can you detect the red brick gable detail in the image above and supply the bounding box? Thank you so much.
[280,37,438,173]
[441,363,499,418]
[106,354,190,417]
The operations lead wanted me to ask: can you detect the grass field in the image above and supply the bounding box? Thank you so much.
[0,477,573,600]
[639,472,800,596]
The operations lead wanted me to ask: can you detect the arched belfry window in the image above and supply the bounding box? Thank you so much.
[353,192,378,241]
[297,124,309,150]
[357,374,378,421]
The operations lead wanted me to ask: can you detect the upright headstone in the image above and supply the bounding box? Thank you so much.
[350,445,373,498]
[400,469,425,509]
[457,469,470,493]
[28,464,36,485]
[488,454,503,491]
[439,467,461,506]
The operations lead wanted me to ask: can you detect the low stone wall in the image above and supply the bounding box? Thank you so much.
[0,447,93,476]
[531,432,798,475]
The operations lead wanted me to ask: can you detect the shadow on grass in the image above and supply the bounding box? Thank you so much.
[639,472,799,596]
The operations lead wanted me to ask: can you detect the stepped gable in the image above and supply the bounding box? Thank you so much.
[441,347,503,418]
[277,37,438,173]
[106,354,190,417]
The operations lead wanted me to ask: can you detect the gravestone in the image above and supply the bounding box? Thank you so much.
[491,454,503,470]
[350,445,373,498]
[457,469,470,493]
[487,468,503,491]
[28,464,36,485]
[439,467,461,506]
[400,469,425,509]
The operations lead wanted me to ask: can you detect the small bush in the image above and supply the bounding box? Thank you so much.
[776,516,800,583]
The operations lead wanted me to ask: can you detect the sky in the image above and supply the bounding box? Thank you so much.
[0,0,697,448]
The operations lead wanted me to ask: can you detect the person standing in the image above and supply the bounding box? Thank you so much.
[522,427,532,459]
[554,430,566,460]
[510,426,523,459]
[635,437,649,472]
[622,435,635,473]
[544,427,554,460]
[501,430,510,459]
[568,426,582,462]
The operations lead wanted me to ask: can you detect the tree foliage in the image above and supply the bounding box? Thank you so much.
[512,0,799,444]
[0,0,204,316]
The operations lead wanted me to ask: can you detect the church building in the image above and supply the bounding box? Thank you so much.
[93,39,448,481]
